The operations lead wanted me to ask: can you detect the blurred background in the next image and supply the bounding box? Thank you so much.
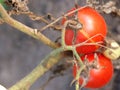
[0,0,120,90]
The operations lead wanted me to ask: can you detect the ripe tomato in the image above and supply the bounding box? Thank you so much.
[73,53,113,88]
[63,6,107,54]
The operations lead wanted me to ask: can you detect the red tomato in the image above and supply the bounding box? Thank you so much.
[63,6,107,54]
[73,53,113,88]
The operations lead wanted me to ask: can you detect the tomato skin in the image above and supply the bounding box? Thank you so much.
[73,53,113,88]
[64,6,107,54]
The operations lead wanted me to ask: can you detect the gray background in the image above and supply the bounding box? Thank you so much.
[0,0,120,90]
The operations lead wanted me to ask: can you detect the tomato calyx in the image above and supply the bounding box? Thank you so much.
[63,9,83,33]
[64,14,83,45]
[74,53,105,88]
[84,55,97,70]
[64,11,83,30]
[67,19,83,31]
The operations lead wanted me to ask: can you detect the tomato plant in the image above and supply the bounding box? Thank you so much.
[73,53,113,88]
[63,6,107,54]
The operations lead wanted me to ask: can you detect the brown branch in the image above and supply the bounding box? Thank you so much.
[0,4,59,48]
[86,0,120,16]
[101,1,120,16]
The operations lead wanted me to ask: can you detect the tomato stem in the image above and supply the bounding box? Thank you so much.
[76,65,86,90]
[9,47,65,90]
[61,16,85,90]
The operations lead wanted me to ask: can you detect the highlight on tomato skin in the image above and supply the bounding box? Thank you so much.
[63,6,107,54]
[73,53,113,88]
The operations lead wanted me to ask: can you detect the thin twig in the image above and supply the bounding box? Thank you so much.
[40,6,88,32]
[74,34,105,47]
[25,11,49,24]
